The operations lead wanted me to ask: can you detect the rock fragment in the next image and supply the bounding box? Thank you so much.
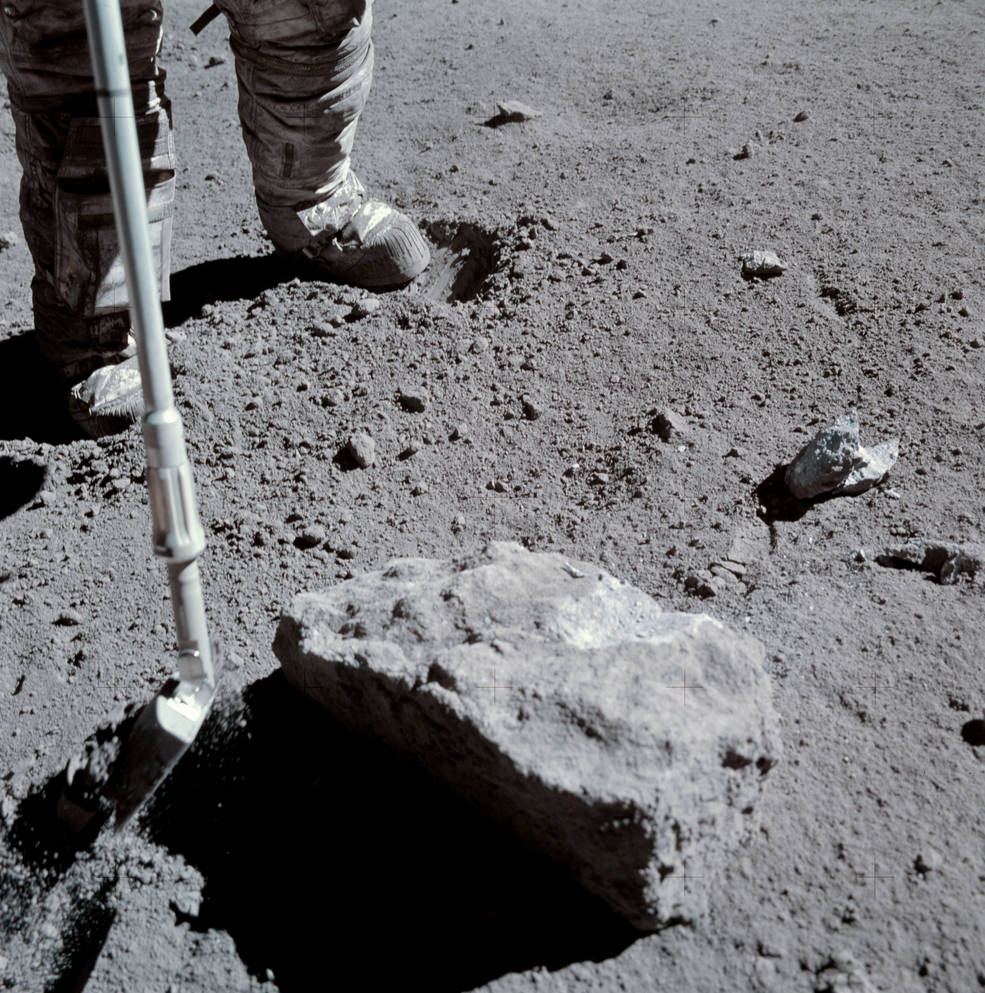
[833,439,899,496]
[740,250,787,278]
[875,539,984,584]
[784,412,898,499]
[398,388,428,413]
[651,407,687,442]
[274,542,781,930]
[344,432,376,469]
[349,297,381,320]
[495,100,542,121]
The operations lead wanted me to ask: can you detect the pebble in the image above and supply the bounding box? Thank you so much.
[495,100,543,121]
[450,424,470,441]
[793,110,810,122]
[350,297,381,320]
[398,388,428,413]
[733,142,755,160]
[914,848,942,874]
[345,432,376,469]
[521,397,544,420]
[684,571,721,598]
[487,479,507,493]
[740,250,787,278]
[296,525,327,550]
[54,609,83,626]
[652,407,687,442]
[0,231,19,251]
[470,336,489,354]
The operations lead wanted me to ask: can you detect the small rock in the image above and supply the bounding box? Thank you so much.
[733,142,755,160]
[684,571,720,598]
[295,525,327,550]
[914,848,942,874]
[521,397,544,421]
[652,407,687,442]
[204,54,226,68]
[349,297,381,320]
[709,565,740,585]
[345,432,376,469]
[470,336,489,354]
[449,424,470,442]
[0,231,19,251]
[172,887,202,918]
[54,609,83,627]
[495,100,543,122]
[793,110,810,122]
[398,388,428,413]
[740,250,787,278]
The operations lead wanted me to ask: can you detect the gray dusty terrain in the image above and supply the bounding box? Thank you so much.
[0,0,983,990]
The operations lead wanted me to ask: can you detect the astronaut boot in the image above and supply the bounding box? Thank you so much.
[220,0,431,289]
[296,171,430,288]
[66,352,143,440]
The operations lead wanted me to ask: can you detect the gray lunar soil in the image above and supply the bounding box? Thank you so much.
[1,0,984,991]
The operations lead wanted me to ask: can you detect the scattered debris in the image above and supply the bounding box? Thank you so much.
[740,250,787,279]
[784,411,898,500]
[874,539,983,584]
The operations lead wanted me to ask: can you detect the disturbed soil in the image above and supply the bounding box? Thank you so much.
[1,0,984,990]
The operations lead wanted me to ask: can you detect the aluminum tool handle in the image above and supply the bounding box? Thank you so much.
[83,0,214,688]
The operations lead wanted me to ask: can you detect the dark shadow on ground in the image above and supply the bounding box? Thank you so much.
[0,456,47,518]
[0,333,81,444]
[162,254,298,326]
[145,673,640,993]
[755,463,836,526]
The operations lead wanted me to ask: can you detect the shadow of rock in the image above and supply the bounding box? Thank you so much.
[755,463,835,526]
[0,456,47,519]
[145,672,640,992]
[0,333,80,444]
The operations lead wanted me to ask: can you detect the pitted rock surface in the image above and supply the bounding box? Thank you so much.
[274,541,781,929]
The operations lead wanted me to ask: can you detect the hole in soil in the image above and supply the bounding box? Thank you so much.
[961,719,985,747]
[145,674,639,992]
[411,221,500,303]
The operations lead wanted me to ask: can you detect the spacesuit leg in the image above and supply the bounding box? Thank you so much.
[215,0,430,288]
[0,1,175,391]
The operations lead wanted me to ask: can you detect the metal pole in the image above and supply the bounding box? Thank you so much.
[82,0,214,688]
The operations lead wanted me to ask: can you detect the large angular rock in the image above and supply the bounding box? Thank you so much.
[273,542,781,930]
[784,411,898,500]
